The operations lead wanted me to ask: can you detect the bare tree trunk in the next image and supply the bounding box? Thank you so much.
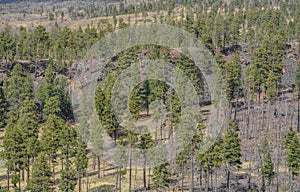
[97,156,101,179]
[7,168,10,190]
[227,167,230,191]
[119,170,122,192]
[262,176,265,192]
[129,147,132,192]
[103,161,105,176]
[205,169,209,192]
[288,168,292,192]
[199,166,202,191]
[78,175,81,192]
[143,155,146,189]
[21,169,24,182]
[210,168,213,190]
[86,173,89,192]
[92,157,96,170]
[116,168,119,191]
[190,155,194,192]
[27,156,30,181]
[18,171,21,192]
[181,162,184,192]
[148,167,151,189]
[13,169,16,192]
[215,169,218,192]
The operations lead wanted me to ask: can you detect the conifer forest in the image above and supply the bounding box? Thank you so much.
[0,0,299,191]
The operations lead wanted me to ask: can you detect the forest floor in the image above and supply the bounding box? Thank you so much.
[0,9,172,31]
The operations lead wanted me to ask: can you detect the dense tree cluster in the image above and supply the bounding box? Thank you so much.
[1,64,88,191]
[0,0,299,191]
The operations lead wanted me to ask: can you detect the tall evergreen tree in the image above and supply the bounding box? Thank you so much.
[37,64,56,107]
[139,133,154,189]
[2,64,34,191]
[74,137,88,192]
[3,120,24,192]
[4,64,34,114]
[58,124,77,192]
[26,153,53,192]
[41,96,64,162]
[59,163,77,192]
[152,162,171,191]
[223,122,242,191]
[0,86,6,128]
[261,151,274,190]
[17,98,39,181]
[284,127,300,181]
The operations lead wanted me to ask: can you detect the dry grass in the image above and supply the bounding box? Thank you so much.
[0,11,169,31]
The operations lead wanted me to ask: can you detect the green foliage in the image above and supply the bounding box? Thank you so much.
[284,127,300,178]
[33,25,49,59]
[0,86,6,128]
[2,64,35,191]
[152,162,171,190]
[139,133,154,150]
[219,52,241,101]
[37,64,56,106]
[4,64,34,113]
[41,97,65,158]
[246,28,286,96]
[3,121,24,176]
[75,138,88,177]
[197,136,224,171]
[261,151,274,185]
[59,124,77,160]
[38,65,74,121]
[17,98,40,170]
[0,24,16,63]
[223,122,242,168]
[296,61,300,88]
[43,95,61,118]
[59,162,77,192]
[26,153,53,192]
[95,85,119,140]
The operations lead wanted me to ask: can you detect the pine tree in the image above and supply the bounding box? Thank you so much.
[123,118,138,192]
[17,98,39,181]
[2,64,34,191]
[265,71,277,104]
[33,25,49,64]
[37,64,55,106]
[58,123,78,192]
[261,151,274,188]
[74,137,88,192]
[139,133,154,189]
[223,122,242,191]
[0,25,16,75]
[41,96,64,162]
[0,86,6,128]
[43,95,61,118]
[219,52,241,101]
[59,124,77,165]
[90,117,104,179]
[38,65,73,121]
[59,162,77,192]
[246,47,270,99]
[114,144,128,192]
[4,64,34,114]
[3,121,24,192]
[55,76,74,121]
[152,162,171,191]
[284,127,300,179]
[26,153,53,192]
